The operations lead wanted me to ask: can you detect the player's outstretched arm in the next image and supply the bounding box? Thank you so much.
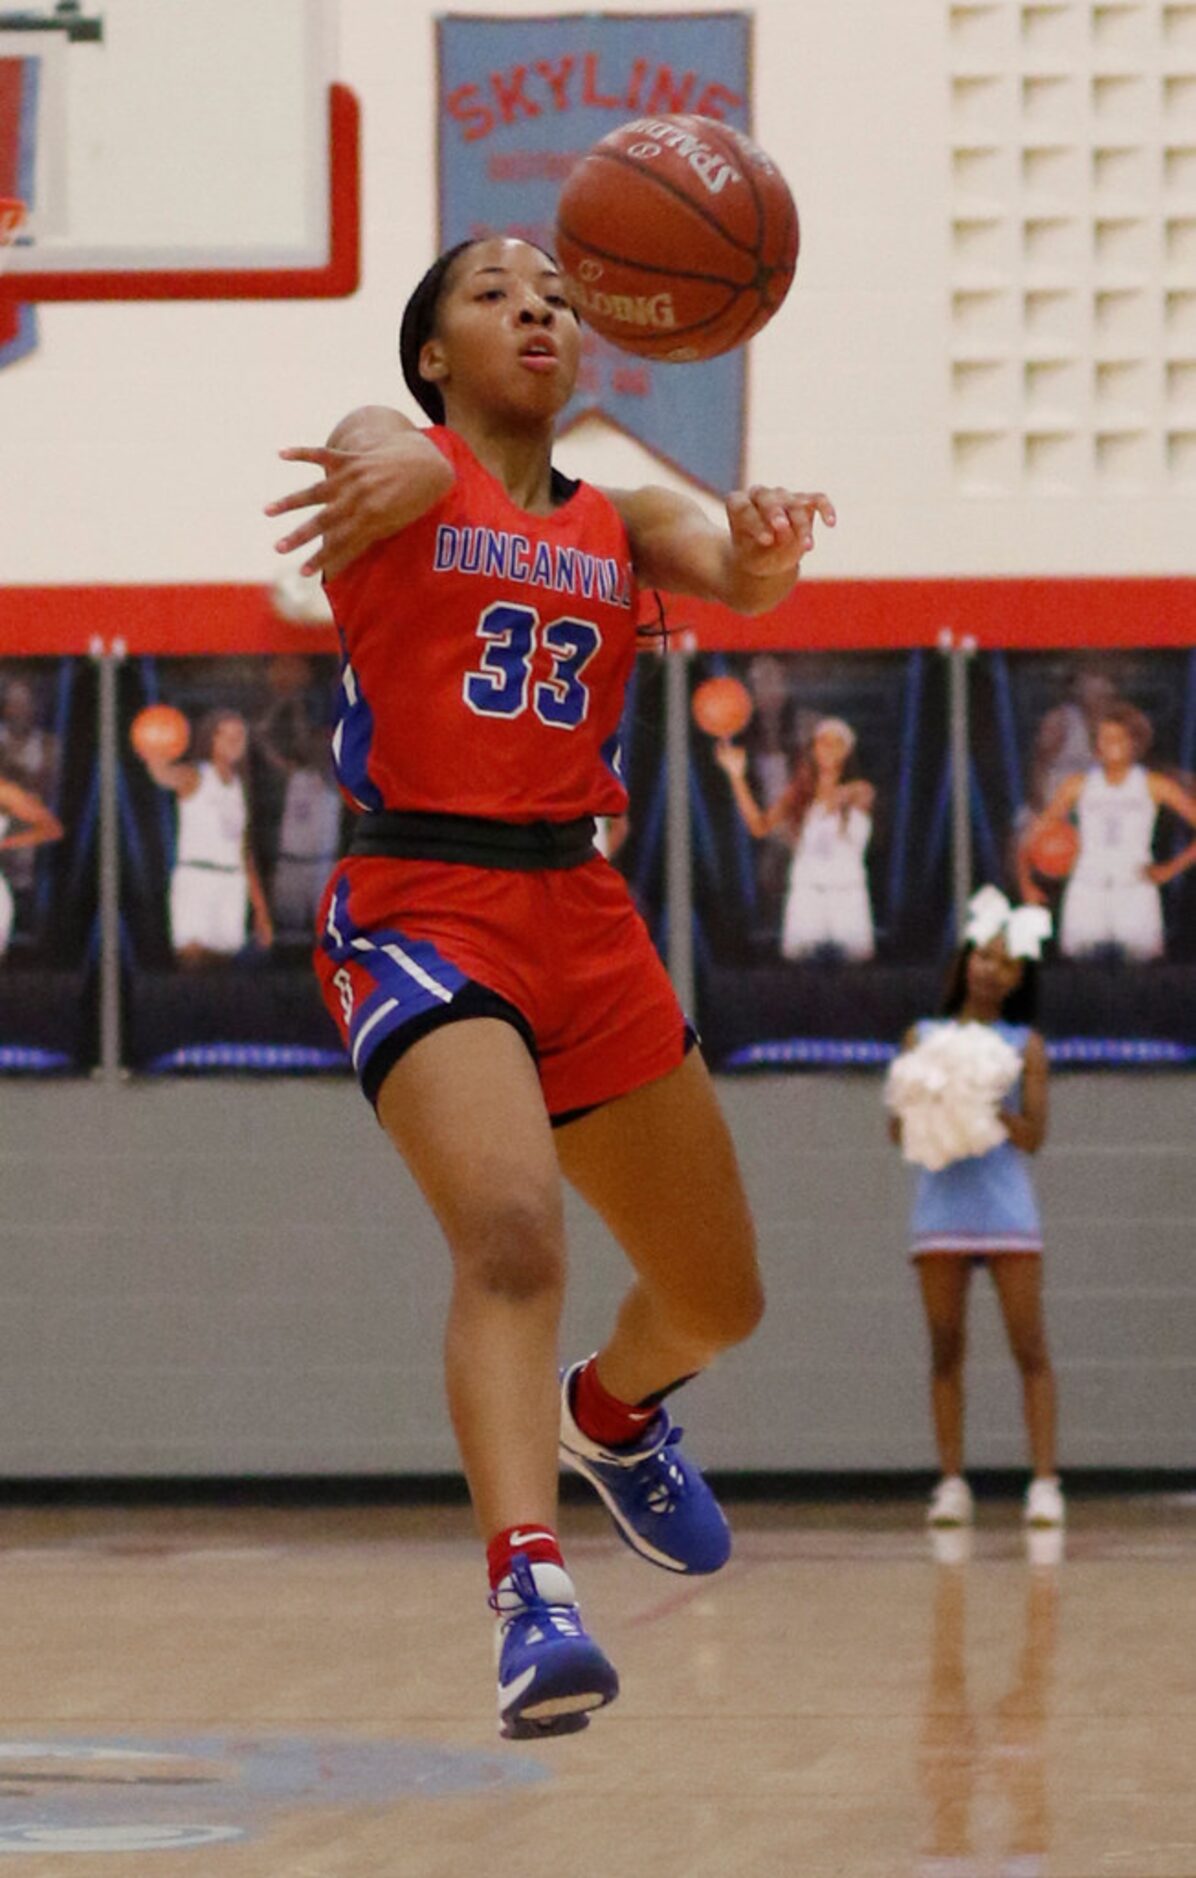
[1017,774,1084,903]
[137,755,200,800]
[607,482,835,616]
[266,405,456,581]
[0,777,63,851]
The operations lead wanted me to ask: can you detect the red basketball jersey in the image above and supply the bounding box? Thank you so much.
[324,428,640,822]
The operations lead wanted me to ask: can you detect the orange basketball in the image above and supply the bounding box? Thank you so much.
[1027,819,1080,880]
[554,115,799,362]
[130,703,190,764]
[692,675,753,739]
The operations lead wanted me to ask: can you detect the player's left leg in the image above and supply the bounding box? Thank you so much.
[989,1253,1063,1524]
[556,1047,762,1401]
[553,1048,762,1573]
[828,878,875,962]
[1112,878,1165,960]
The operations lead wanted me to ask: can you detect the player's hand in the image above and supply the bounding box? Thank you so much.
[1143,861,1174,886]
[714,739,747,779]
[267,446,404,579]
[837,779,875,814]
[252,906,275,949]
[266,443,449,581]
[725,486,836,579]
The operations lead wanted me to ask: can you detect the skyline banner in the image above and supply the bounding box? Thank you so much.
[436,11,752,494]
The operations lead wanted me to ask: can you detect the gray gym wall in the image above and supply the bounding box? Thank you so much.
[1,1070,1191,1478]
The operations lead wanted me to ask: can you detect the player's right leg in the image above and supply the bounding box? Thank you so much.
[376,1018,566,1539]
[915,1254,974,1525]
[375,1019,618,1736]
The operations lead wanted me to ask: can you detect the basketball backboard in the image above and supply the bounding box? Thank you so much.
[0,0,358,301]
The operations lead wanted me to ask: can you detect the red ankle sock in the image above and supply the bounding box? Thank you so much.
[486,1523,565,1592]
[571,1358,659,1449]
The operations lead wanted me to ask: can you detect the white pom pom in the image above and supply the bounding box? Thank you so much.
[269,567,332,626]
[885,1023,1022,1171]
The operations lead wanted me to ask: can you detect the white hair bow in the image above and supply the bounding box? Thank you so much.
[965,885,1052,960]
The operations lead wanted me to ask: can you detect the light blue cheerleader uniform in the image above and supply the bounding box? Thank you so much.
[909,1019,1043,1257]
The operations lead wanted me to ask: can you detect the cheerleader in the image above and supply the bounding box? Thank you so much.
[887,888,1062,1529]
[716,717,875,960]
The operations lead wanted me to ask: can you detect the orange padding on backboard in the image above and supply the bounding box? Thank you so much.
[2,577,1194,657]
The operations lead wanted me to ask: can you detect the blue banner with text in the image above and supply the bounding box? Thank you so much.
[436,12,751,493]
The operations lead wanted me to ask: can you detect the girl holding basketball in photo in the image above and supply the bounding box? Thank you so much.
[0,767,63,962]
[136,710,274,969]
[1017,701,1196,961]
[266,232,833,1740]
[887,889,1062,1531]
[715,717,876,960]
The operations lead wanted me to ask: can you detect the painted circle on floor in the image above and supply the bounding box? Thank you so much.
[0,1736,547,1851]
[0,1827,245,1853]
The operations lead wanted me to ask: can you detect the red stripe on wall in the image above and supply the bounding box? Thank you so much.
[660,578,1196,651]
[0,585,338,655]
[3,577,1194,657]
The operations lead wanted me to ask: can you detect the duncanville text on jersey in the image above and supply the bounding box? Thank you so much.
[433,524,635,611]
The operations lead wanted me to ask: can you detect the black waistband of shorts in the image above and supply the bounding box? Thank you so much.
[348,810,598,871]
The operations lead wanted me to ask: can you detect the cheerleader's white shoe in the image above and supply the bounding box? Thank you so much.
[1024,1475,1065,1527]
[927,1475,974,1527]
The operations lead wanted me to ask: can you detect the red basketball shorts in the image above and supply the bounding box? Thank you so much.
[315,853,689,1120]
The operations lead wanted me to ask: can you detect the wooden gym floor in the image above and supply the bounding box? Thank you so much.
[0,1492,1191,1876]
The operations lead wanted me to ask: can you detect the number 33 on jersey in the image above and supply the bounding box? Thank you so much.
[324,428,640,824]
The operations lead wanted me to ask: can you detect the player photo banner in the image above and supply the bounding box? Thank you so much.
[689,649,955,1070]
[690,644,1196,1073]
[436,11,752,493]
[119,654,351,1075]
[0,658,98,1073]
[969,648,1196,1062]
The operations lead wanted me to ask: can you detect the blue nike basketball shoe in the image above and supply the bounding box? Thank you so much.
[492,1554,619,1739]
[559,1361,732,1575]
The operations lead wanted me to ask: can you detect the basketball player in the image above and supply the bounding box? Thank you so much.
[137,710,273,968]
[0,767,62,960]
[266,235,834,1738]
[1027,665,1118,814]
[715,716,876,959]
[1018,702,1196,959]
[256,694,343,934]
